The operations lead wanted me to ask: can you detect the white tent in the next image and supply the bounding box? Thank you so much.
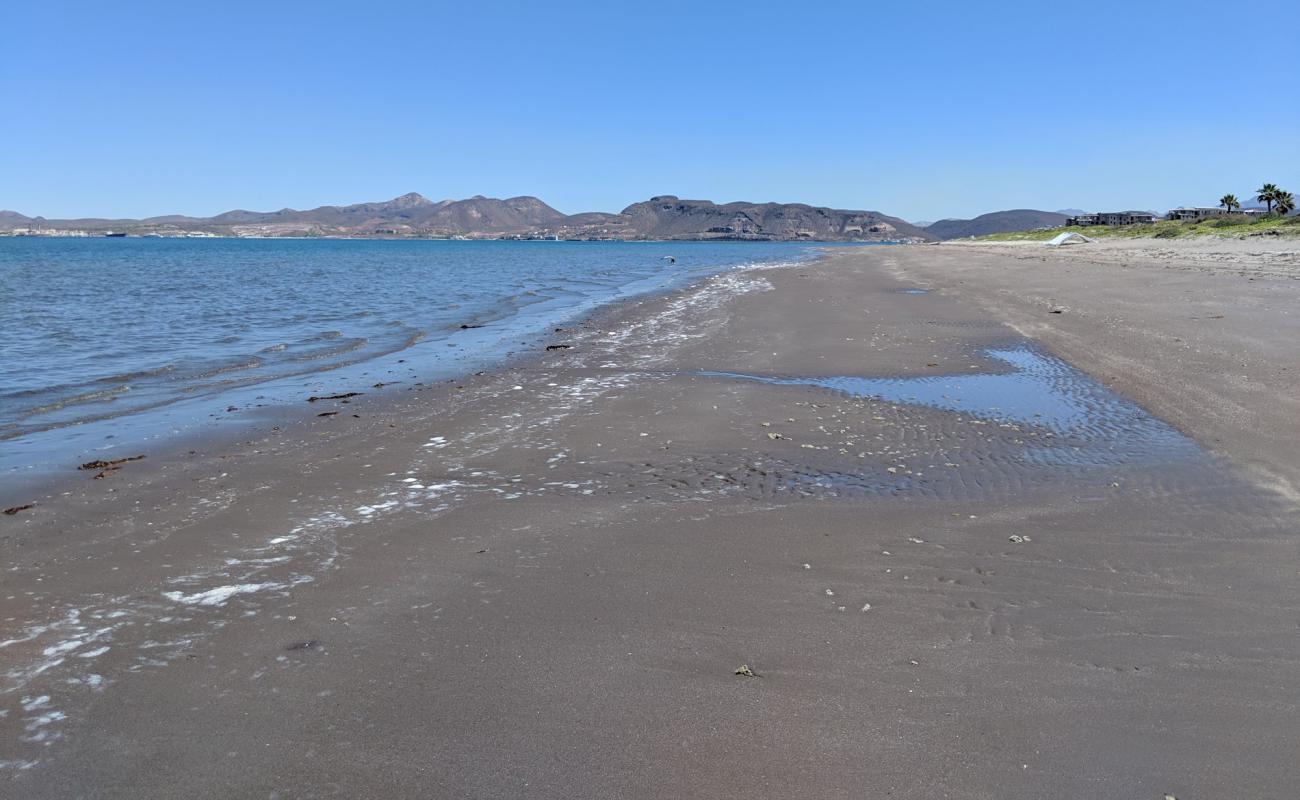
[1045,232,1093,247]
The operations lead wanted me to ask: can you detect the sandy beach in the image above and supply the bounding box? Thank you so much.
[4,242,1299,798]
[893,238,1300,498]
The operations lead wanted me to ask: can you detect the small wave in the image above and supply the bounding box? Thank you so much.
[281,338,368,363]
[24,384,132,416]
[3,366,188,428]
[189,356,263,380]
[258,343,288,353]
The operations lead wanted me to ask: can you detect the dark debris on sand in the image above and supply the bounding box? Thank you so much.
[307,392,363,402]
[78,454,147,479]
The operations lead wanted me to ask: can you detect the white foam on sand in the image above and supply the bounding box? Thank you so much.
[162,583,282,607]
[3,497,403,771]
[581,267,778,366]
[0,759,39,771]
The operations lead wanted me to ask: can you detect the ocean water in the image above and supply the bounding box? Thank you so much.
[1,237,816,477]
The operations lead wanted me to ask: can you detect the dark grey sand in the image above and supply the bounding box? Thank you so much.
[3,244,1299,798]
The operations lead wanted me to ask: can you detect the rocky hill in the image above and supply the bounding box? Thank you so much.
[0,193,930,241]
[205,194,566,234]
[924,209,1068,240]
[595,197,929,241]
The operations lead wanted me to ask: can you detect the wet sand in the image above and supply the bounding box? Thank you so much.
[3,245,1299,798]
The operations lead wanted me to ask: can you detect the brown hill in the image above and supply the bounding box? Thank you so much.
[924,209,1068,240]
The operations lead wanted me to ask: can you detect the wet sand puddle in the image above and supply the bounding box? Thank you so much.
[369,346,1210,508]
[704,346,1199,465]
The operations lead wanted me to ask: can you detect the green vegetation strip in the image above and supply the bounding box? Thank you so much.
[979,215,1300,242]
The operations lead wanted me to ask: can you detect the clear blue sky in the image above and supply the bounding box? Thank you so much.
[3,0,1296,222]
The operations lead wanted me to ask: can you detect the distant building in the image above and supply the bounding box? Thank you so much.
[1098,211,1156,226]
[1167,207,1228,221]
[6,227,93,237]
[1066,211,1154,227]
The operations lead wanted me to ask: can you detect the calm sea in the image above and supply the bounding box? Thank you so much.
[1,238,818,478]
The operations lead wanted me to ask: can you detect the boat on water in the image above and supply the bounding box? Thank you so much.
[104,231,128,237]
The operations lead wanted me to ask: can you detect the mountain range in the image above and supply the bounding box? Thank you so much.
[0,194,932,242]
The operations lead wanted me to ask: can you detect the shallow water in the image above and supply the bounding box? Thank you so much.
[703,346,1198,465]
[1,238,820,475]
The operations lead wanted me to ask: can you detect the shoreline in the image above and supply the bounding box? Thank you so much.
[4,243,1299,797]
[0,242,836,507]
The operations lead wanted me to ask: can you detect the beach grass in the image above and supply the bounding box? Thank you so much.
[979,214,1300,241]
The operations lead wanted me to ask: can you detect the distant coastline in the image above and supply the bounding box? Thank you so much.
[0,193,932,243]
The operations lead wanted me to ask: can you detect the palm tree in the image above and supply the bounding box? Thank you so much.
[1256,183,1280,214]
[1274,190,1295,216]
[1220,194,1240,214]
